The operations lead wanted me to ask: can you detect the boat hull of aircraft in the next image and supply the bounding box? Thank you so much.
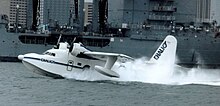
[18,43,107,78]
[22,60,64,78]
[20,53,75,78]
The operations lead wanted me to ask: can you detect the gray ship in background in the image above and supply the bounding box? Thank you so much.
[0,0,220,68]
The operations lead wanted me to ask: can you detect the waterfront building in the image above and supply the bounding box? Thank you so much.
[9,0,28,26]
[84,2,93,26]
[107,0,220,30]
[26,0,33,29]
[108,0,177,31]
[0,0,10,17]
[196,0,211,23]
[210,0,220,25]
[38,0,75,26]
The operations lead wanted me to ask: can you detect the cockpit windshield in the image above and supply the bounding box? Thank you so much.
[43,52,56,56]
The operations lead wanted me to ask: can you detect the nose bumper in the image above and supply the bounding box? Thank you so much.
[18,55,24,60]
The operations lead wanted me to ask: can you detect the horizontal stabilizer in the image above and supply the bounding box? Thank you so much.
[95,65,120,78]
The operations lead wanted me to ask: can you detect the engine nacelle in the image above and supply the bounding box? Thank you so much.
[58,42,69,50]
[54,42,69,49]
[69,43,89,56]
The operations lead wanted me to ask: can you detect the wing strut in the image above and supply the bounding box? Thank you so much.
[105,56,117,69]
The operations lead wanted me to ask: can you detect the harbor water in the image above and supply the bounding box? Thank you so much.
[0,62,220,106]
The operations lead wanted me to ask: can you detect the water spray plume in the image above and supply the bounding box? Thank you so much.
[64,35,220,86]
[64,57,220,86]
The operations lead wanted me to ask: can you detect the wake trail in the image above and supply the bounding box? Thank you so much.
[64,57,220,86]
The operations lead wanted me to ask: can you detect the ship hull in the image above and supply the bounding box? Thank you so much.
[0,28,220,68]
[86,36,220,68]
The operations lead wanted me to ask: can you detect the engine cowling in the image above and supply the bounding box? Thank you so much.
[58,42,68,50]
[69,43,89,56]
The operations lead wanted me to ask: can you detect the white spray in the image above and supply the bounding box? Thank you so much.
[64,57,220,86]
[64,35,220,86]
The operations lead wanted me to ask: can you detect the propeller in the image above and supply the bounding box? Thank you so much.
[54,34,62,49]
[57,34,62,46]
[69,37,77,53]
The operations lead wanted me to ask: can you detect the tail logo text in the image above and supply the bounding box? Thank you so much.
[153,41,167,60]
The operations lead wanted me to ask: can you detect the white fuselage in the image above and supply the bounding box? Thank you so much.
[18,35,178,79]
[19,43,105,78]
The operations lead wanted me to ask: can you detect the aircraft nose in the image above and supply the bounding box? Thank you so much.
[18,55,24,60]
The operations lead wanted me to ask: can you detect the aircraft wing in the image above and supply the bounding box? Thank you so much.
[83,51,134,78]
[83,51,134,60]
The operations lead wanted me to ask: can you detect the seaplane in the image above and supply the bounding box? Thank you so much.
[18,35,177,79]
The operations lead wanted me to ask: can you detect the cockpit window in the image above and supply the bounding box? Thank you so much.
[44,52,56,56]
[43,52,49,55]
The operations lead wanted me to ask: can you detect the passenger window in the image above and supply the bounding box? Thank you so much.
[77,63,82,66]
[51,53,55,56]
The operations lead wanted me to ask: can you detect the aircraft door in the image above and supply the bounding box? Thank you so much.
[67,60,74,71]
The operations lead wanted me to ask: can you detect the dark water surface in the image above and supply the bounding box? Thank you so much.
[0,62,220,106]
